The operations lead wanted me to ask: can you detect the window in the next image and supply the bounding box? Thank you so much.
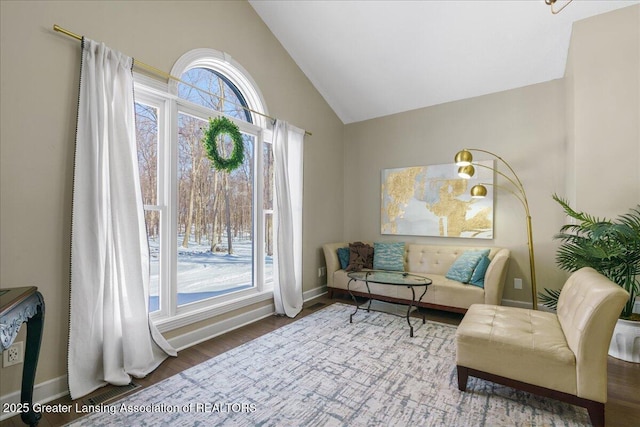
[135,101,162,311]
[134,49,273,330]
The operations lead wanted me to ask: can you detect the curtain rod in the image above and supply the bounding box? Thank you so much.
[53,24,312,136]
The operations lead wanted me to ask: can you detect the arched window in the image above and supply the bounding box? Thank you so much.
[134,48,274,330]
[178,68,252,122]
[169,48,267,127]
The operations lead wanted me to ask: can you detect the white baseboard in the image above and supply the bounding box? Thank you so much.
[1,301,278,420]
[502,299,555,313]
[0,375,69,421]
[167,303,276,351]
[501,298,532,309]
[303,285,327,302]
[0,285,330,420]
[501,298,555,312]
[170,285,328,351]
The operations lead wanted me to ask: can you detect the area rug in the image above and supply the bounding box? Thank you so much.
[67,303,589,426]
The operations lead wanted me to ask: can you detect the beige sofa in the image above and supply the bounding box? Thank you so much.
[322,242,510,313]
[456,267,629,427]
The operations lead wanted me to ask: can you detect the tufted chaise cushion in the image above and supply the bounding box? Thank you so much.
[456,304,578,395]
[456,267,629,404]
[556,267,631,402]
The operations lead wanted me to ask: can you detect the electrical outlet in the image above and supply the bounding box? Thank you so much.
[514,278,523,290]
[3,341,24,367]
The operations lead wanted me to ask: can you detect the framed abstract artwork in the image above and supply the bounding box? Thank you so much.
[381,161,494,238]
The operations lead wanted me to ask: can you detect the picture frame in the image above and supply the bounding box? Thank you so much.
[381,161,494,238]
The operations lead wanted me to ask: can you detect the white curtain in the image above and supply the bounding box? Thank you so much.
[272,120,305,317]
[68,39,176,400]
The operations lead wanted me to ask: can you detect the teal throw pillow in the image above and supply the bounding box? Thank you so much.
[445,249,490,283]
[337,247,350,270]
[373,242,405,271]
[470,254,491,288]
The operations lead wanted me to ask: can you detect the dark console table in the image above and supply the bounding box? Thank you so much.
[0,287,45,426]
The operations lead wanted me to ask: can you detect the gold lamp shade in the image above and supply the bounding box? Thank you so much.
[452,147,538,310]
[470,185,487,198]
[454,149,473,166]
[457,165,475,179]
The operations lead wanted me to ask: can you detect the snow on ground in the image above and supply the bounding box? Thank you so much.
[148,236,273,310]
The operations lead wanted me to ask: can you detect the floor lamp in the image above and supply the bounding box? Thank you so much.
[454,148,538,310]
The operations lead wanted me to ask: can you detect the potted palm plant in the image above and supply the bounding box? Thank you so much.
[540,194,639,362]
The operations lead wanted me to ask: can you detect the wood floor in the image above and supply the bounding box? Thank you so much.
[1,295,638,427]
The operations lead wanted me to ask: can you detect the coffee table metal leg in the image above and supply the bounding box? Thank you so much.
[418,284,428,325]
[347,278,358,323]
[364,280,372,312]
[347,274,431,337]
[406,287,417,337]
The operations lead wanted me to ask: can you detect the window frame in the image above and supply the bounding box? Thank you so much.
[133,48,274,332]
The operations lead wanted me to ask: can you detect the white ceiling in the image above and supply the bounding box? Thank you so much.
[250,0,639,124]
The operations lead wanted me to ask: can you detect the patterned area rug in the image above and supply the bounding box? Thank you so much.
[68,303,589,426]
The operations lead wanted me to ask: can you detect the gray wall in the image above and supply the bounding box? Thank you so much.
[1,0,638,405]
[566,5,640,215]
[343,80,567,304]
[342,4,640,305]
[0,0,344,398]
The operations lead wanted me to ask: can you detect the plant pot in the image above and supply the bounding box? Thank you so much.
[608,318,640,363]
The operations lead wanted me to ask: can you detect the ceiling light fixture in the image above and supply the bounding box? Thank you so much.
[545,0,573,14]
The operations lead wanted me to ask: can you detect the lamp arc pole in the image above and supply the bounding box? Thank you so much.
[455,148,538,310]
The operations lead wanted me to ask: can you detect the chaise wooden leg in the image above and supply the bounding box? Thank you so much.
[458,366,606,427]
[456,365,468,391]
[328,288,334,299]
[586,401,604,427]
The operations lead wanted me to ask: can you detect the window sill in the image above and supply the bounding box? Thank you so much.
[152,288,274,333]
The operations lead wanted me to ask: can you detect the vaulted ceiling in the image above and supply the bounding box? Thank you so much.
[250,0,639,124]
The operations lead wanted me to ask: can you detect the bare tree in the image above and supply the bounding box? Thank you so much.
[264,142,274,256]
[179,115,207,248]
[177,68,259,255]
[135,103,159,238]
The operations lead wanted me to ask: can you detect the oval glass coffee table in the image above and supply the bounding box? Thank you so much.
[347,270,432,337]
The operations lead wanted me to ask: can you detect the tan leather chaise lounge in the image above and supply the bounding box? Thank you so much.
[456,267,629,427]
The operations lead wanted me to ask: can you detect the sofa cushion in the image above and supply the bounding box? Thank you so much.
[346,242,374,271]
[445,249,490,283]
[337,247,350,270]
[373,242,405,271]
[470,255,491,288]
[324,242,510,312]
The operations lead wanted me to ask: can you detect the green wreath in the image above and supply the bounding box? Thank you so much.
[202,116,244,172]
